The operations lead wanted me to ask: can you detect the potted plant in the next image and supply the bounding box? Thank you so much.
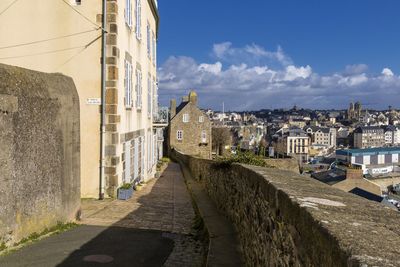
[117,183,133,200]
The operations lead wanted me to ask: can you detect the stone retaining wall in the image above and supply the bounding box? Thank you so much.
[0,64,80,246]
[173,150,400,267]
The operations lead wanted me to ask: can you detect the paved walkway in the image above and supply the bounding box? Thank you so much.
[0,163,206,267]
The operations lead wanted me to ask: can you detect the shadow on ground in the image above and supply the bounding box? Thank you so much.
[0,164,205,267]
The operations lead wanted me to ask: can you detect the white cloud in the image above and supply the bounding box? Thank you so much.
[198,62,222,74]
[283,65,312,81]
[159,43,400,110]
[212,42,292,67]
[382,67,394,76]
[212,42,232,58]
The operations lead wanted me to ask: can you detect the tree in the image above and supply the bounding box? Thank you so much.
[212,127,231,156]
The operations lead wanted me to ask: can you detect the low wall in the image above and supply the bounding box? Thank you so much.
[264,157,300,174]
[0,64,80,246]
[173,150,400,267]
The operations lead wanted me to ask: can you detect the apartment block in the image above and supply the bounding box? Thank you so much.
[0,0,161,197]
[273,128,310,163]
[304,126,336,147]
[353,126,385,149]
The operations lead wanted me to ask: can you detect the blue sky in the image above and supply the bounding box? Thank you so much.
[157,0,400,111]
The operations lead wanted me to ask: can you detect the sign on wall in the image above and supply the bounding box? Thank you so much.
[86,98,101,105]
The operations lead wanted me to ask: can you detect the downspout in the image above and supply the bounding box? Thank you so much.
[99,0,107,200]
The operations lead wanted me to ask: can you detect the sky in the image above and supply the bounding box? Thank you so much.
[157,0,400,111]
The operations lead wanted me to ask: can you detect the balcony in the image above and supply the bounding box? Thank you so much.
[153,106,169,127]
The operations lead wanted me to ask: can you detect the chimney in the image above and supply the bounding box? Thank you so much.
[189,90,198,106]
[170,99,176,119]
[182,96,189,103]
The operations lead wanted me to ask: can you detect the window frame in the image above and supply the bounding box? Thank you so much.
[177,130,183,141]
[136,69,142,109]
[125,0,132,27]
[135,0,142,40]
[183,113,189,123]
[124,60,133,108]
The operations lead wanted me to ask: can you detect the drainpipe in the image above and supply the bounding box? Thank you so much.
[99,0,107,200]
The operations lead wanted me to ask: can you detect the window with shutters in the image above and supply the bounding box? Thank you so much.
[152,31,156,65]
[152,80,158,117]
[135,0,141,40]
[136,69,142,109]
[177,130,183,140]
[147,23,151,59]
[124,60,133,108]
[125,0,132,27]
[147,74,152,118]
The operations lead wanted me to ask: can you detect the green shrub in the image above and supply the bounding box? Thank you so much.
[0,242,6,252]
[161,157,170,163]
[119,183,132,190]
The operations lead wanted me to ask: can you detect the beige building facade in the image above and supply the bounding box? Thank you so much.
[274,128,310,163]
[0,0,160,198]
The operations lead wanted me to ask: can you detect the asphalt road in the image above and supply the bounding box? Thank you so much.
[0,225,174,267]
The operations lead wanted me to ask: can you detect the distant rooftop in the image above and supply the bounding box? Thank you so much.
[336,147,400,156]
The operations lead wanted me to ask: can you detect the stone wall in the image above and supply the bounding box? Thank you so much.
[173,150,400,267]
[0,64,80,246]
[264,157,300,174]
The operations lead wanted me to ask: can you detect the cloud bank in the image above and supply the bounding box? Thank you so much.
[158,43,400,111]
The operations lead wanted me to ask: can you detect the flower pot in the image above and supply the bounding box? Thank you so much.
[117,187,133,200]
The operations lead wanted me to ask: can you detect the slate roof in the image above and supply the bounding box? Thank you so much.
[349,187,383,202]
[311,168,346,185]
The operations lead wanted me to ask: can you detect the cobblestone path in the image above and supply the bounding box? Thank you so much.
[81,162,206,267]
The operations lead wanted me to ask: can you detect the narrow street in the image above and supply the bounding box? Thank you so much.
[0,163,206,267]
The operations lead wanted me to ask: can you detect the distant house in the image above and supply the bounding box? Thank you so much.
[168,91,212,159]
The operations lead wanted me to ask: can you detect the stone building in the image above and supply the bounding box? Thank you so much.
[168,91,212,159]
[0,0,160,197]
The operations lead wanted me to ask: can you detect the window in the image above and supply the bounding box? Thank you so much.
[183,114,189,123]
[153,80,158,116]
[147,74,152,118]
[147,23,151,59]
[177,130,183,140]
[201,130,207,143]
[124,60,133,107]
[199,116,204,123]
[125,0,132,27]
[135,69,142,109]
[135,0,141,40]
[152,31,156,65]
[73,0,81,5]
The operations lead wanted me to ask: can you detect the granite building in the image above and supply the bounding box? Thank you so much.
[168,91,212,159]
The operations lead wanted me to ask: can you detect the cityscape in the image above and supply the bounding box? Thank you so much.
[1,0,400,267]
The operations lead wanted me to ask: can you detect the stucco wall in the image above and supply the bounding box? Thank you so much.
[173,150,400,267]
[0,64,80,246]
